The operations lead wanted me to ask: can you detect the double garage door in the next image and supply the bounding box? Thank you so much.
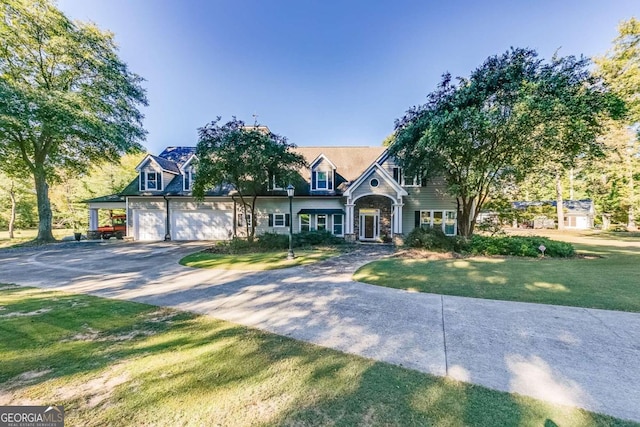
[133,209,233,241]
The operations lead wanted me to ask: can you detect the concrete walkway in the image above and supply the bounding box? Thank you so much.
[1,242,639,422]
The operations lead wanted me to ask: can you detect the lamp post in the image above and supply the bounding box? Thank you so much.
[287,184,295,260]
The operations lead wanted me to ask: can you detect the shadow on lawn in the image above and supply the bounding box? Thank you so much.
[0,286,630,426]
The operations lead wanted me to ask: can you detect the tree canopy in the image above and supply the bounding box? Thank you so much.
[0,0,147,241]
[193,117,307,241]
[390,48,619,237]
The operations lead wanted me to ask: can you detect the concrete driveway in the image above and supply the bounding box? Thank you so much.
[1,241,639,422]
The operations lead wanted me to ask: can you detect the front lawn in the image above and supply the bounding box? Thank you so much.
[0,228,74,249]
[0,285,632,426]
[354,234,640,312]
[180,248,338,270]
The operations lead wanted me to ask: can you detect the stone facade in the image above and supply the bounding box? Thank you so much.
[354,195,393,241]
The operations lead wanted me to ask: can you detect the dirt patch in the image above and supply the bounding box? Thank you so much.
[53,364,130,408]
[145,309,180,323]
[0,308,51,318]
[0,369,53,405]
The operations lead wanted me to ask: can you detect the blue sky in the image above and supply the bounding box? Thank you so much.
[57,0,639,154]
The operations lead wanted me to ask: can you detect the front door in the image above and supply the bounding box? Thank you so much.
[359,209,379,240]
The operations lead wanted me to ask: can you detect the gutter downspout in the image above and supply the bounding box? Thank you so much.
[163,195,171,241]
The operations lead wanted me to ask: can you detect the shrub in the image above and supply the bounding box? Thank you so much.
[293,230,344,247]
[405,226,463,252]
[256,232,289,250]
[469,235,575,258]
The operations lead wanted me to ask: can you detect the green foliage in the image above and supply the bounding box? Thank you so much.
[406,226,574,258]
[0,0,147,240]
[391,48,619,237]
[405,226,467,252]
[294,230,344,247]
[194,117,307,241]
[469,235,575,258]
[256,232,289,250]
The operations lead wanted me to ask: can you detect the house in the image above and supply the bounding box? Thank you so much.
[512,199,595,229]
[86,144,458,241]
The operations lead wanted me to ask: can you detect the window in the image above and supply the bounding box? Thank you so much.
[237,212,252,228]
[370,178,379,188]
[184,169,195,191]
[299,214,310,232]
[403,175,420,187]
[273,213,286,227]
[316,214,327,231]
[317,171,327,189]
[140,171,161,191]
[333,214,343,236]
[312,168,333,191]
[392,167,402,184]
[269,174,283,191]
[419,210,457,236]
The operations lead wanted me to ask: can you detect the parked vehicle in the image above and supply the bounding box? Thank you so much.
[97,214,126,239]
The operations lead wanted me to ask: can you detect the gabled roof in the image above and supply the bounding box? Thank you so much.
[293,146,386,183]
[158,147,196,168]
[343,162,408,198]
[135,154,180,174]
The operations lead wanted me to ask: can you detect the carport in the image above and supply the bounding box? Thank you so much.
[84,194,127,236]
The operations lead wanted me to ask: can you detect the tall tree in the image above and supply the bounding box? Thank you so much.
[391,48,618,237]
[595,17,640,229]
[0,0,147,241]
[193,117,307,241]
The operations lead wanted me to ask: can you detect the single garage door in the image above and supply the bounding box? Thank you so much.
[134,210,166,241]
[171,210,233,241]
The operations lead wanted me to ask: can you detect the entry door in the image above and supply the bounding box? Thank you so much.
[359,212,379,240]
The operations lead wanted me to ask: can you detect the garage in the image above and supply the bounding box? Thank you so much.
[133,210,166,241]
[170,210,233,241]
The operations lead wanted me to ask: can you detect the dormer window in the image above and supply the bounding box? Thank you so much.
[140,171,162,191]
[268,174,284,191]
[184,168,195,191]
[317,171,327,189]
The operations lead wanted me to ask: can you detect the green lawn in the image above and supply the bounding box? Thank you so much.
[354,234,640,312]
[180,248,338,270]
[0,228,74,249]
[0,285,633,426]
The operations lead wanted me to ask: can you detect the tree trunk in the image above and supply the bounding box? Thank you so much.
[34,166,55,241]
[8,181,16,239]
[457,197,476,237]
[569,168,574,200]
[555,172,565,231]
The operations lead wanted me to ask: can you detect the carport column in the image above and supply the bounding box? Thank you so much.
[89,209,99,230]
[345,202,355,234]
[392,203,403,234]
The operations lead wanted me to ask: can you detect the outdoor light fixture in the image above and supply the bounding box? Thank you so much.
[287,184,295,260]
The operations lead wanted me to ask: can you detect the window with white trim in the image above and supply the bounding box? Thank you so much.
[316,214,327,231]
[140,171,162,191]
[268,174,283,191]
[392,167,402,184]
[420,210,457,236]
[299,214,310,232]
[183,168,195,191]
[273,213,286,227]
[317,171,328,189]
[403,174,420,187]
[333,214,343,236]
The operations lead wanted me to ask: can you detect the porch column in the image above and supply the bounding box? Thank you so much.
[89,209,99,230]
[345,203,355,234]
[392,203,404,234]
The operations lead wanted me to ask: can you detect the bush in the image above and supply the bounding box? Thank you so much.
[293,230,344,247]
[405,226,466,252]
[256,232,289,250]
[469,235,575,258]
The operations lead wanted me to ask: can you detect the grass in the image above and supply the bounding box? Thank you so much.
[354,232,640,312]
[179,248,339,270]
[0,285,634,426]
[0,228,74,249]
